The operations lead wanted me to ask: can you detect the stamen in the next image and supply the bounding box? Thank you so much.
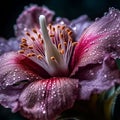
[27,53,36,57]
[50,56,55,61]
[50,34,55,37]
[32,29,37,34]
[31,36,35,41]
[37,54,43,59]
[72,42,78,46]
[28,46,33,49]
[58,43,62,49]
[18,50,25,54]
[38,34,41,39]
[26,32,30,36]
[21,38,27,43]
[39,15,62,64]
[68,31,73,36]
[60,49,64,54]
[39,15,68,76]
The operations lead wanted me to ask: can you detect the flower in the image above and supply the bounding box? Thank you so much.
[0,5,120,120]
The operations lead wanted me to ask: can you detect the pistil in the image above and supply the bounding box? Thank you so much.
[39,15,68,76]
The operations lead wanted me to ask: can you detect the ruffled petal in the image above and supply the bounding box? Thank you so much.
[0,37,11,55]
[0,37,20,55]
[70,15,92,41]
[54,15,92,41]
[19,77,79,120]
[71,8,120,75]
[14,4,55,36]
[77,56,120,100]
[0,52,49,111]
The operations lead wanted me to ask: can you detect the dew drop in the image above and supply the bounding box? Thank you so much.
[104,74,107,78]
[43,110,46,114]
[95,17,100,21]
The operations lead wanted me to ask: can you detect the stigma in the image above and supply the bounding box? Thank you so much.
[18,15,77,76]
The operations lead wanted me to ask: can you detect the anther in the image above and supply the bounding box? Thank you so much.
[32,29,37,34]
[60,33,63,39]
[48,24,52,29]
[40,39,44,44]
[57,25,60,28]
[28,46,33,49]
[31,37,35,41]
[26,32,30,36]
[21,38,27,43]
[58,43,62,49]
[37,54,43,59]
[52,27,55,31]
[50,34,55,37]
[68,31,73,36]
[38,34,41,39]
[72,42,78,46]
[64,42,67,46]
[18,50,25,54]
[50,56,55,61]
[61,26,66,30]
[27,53,35,57]
[60,49,64,54]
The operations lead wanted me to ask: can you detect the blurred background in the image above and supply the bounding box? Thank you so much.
[0,0,120,120]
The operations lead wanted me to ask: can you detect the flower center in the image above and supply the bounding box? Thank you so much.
[18,15,77,76]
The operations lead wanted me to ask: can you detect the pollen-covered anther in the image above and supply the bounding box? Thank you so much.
[40,39,44,44]
[72,42,78,46]
[38,34,41,39]
[59,49,64,54]
[50,56,56,61]
[52,27,55,31]
[61,26,66,30]
[31,36,35,41]
[58,43,62,50]
[32,29,37,34]
[64,42,67,46]
[27,53,36,57]
[26,32,30,37]
[48,24,52,29]
[18,50,25,54]
[50,34,55,37]
[68,31,73,36]
[37,54,43,59]
[20,42,28,49]
[21,38,27,43]
[28,46,33,49]
[60,33,63,39]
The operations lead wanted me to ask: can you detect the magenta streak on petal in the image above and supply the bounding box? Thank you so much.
[19,77,79,120]
[70,34,105,76]
[0,52,50,112]
[70,8,120,76]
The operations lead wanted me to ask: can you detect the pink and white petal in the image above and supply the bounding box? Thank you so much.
[19,77,79,120]
[14,4,55,36]
[0,52,49,111]
[78,56,120,100]
[71,8,120,75]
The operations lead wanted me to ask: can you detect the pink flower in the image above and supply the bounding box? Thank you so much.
[0,5,120,120]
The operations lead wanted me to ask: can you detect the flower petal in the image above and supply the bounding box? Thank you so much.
[0,37,11,55]
[71,8,120,75]
[70,15,92,41]
[0,37,20,55]
[77,56,120,100]
[14,5,55,36]
[19,77,79,120]
[0,52,49,111]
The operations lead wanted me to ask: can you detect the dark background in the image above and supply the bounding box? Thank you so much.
[0,0,120,120]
